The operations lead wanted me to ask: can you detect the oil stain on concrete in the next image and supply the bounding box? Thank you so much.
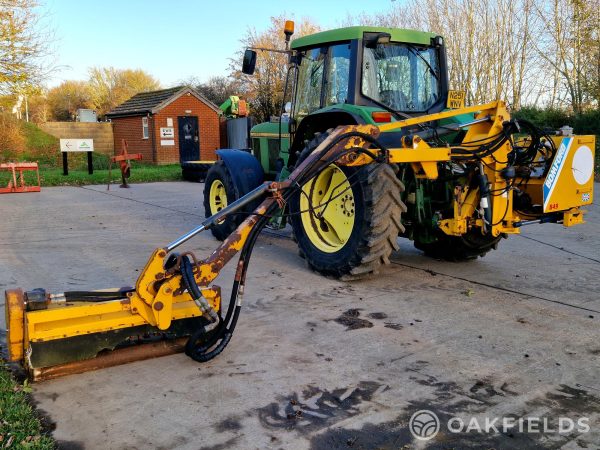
[257,381,385,432]
[255,359,600,449]
[333,309,373,330]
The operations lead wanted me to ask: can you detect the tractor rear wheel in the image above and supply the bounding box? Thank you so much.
[414,230,503,261]
[289,135,406,279]
[203,161,242,241]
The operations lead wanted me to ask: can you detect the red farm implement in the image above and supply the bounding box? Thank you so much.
[0,162,41,194]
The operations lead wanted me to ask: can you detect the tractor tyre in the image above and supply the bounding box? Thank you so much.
[289,134,406,279]
[203,161,242,241]
[414,231,504,261]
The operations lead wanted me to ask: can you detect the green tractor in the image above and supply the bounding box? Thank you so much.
[203,24,496,278]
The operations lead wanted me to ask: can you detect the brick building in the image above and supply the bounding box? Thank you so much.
[106,86,221,164]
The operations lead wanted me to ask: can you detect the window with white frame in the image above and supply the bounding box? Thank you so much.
[142,116,149,139]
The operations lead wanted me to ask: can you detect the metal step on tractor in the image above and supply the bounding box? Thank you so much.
[203,22,595,278]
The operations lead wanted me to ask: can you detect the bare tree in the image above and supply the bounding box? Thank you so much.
[195,76,241,107]
[0,0,53,95]
[231,15,321,123]
[88,67,160,116]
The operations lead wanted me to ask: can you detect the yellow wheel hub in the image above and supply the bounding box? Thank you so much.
[300,164,355,253]
[209,179,228,213]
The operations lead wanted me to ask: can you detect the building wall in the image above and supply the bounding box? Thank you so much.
[153,92,221,164]
[40,122,113,156]
[111,116,154,162]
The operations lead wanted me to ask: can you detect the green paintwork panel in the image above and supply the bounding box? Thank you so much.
[219,97,232,112]
[250,121,290,135]
[248,107,473,176]
[250,121,290,176]
[291,26,437,50]
[317,104,384,125]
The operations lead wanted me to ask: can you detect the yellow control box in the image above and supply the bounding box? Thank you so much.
[543,135,595,213]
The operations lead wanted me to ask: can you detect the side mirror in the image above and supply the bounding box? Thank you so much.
[242,49,257,75]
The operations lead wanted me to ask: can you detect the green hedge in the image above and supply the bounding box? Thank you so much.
[513,107,599,175]
[513,107,600,136]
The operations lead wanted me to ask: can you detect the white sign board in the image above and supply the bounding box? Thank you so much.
[160,127,175,138]
[160,139,175,146]
[60,139,94,152]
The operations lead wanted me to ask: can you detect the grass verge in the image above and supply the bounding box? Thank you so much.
[1,120,186,187]
[0,162,183,187]
[38,163,183,187]
[0,362,55,449]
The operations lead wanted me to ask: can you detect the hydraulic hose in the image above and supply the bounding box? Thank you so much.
[180,255,219,323]
[184,195,282,362]
[63,289,135,302]
[184,128,393,363]
[478,162,492,226]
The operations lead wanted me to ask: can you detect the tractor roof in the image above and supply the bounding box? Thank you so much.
[290,26,437,50]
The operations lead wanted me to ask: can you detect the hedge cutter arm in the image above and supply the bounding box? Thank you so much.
[5,124,377,380]
[128,124,379,328]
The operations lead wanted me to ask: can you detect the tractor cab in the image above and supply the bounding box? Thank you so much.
[206,24,456,247]
[290,27,448,122]
[246,26,450,177]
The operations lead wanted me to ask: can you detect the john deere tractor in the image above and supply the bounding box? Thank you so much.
[203,23,595,278]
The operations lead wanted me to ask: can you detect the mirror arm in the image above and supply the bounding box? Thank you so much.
[247,46,292,55]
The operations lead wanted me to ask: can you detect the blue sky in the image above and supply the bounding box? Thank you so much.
[42,0,397,88]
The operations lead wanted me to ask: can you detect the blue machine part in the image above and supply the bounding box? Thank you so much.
[216,149,264,198]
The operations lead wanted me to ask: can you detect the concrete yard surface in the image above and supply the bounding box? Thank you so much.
[1,181,599,449]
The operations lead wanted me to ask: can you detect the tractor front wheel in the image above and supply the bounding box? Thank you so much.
[203,161,241,241]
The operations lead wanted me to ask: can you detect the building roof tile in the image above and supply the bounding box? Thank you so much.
[106,86,220,117]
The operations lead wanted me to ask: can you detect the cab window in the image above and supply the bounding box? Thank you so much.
[325,43,351,106]
[294,47,326,120]
[294,43,351,119]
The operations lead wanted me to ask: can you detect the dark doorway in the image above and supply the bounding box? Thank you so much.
[177,116,200,162]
